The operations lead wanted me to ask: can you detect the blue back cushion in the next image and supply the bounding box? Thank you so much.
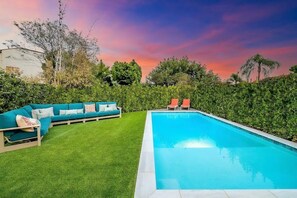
[52,104,69,115]
[95,102,116,112]
[14,108,31,118]
[22,105,33,116]
[69,103,83,110]
[30,104,52,109]
[0,110,18,130]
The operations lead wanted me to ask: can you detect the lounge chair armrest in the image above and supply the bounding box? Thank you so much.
[117,107,122,110]
[0,125,40,132]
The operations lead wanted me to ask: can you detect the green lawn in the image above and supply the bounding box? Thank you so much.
[0,111,146,198]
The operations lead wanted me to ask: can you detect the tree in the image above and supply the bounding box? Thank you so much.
[93,59,110,80]
[289,65,297,74]
[111,60,142,85]
[14,19,99,85]
[146,57,219,86]
[92,59,117,85]
[240,54,280,82]
[227,73,243,85]
[58,50,95,88]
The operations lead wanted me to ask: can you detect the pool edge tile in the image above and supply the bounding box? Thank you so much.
[270,190,297,198]
[180,190,228,198]
[225,190,276,198]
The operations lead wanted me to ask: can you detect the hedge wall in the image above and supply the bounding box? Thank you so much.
[191,75,297,141]
[0,71,296,141]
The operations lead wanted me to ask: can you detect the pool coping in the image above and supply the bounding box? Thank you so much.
[134,110,297,198]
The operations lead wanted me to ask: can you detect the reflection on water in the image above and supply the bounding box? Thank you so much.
[174,138,215,148]
[152,112,297,189]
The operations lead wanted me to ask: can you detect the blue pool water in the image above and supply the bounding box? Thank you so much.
[152,112,297,189]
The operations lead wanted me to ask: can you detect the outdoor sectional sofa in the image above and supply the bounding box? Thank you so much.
[0,102,121,153]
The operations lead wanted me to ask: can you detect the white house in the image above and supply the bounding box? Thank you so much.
[0,48,44,77]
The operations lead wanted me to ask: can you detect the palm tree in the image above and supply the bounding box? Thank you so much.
[240,54,280,82]
[227,73,242,85]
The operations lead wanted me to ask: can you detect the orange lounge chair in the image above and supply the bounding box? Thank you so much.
[167,99,179,110]
[181,99,190,110]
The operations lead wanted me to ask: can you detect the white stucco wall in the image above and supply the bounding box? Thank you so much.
[0,48,44,77]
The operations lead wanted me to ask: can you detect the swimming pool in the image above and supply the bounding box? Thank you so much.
[152,112,297,189]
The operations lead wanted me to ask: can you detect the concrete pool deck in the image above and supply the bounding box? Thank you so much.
[134,110,297,198]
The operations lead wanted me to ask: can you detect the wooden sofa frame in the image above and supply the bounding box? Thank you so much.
[0,125,41,153]
[51,107,122,126]
[0,107,122,153]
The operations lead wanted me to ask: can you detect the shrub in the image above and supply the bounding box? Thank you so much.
[0,70,296,141]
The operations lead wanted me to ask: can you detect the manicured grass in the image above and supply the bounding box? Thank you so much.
[0,111,146,197]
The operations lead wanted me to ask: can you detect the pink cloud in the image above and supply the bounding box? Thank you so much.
[0,0,296,82]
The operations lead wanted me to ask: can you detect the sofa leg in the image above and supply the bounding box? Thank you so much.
[0,132,5,153]
[67,121,70,125]
[37,127,41,146]
[83,120,86,123]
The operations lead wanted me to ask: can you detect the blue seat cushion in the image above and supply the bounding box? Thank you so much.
[10,131,38,142]
[95,102,116,112]
[69,103,83,110]
[30,104,52,109]
[69,113,85,120]
[52,104,69,115]
[97,110,120,117]
[39,117,51,135]
[9,117,51,142]
[52,115,71,122]
[84,112,98,118]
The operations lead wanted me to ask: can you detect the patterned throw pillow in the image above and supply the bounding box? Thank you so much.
[84,104,96,113]
[16,115,39,132]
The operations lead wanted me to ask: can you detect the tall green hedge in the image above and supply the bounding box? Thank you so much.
[0,71,296,141]
[191,75,297,141]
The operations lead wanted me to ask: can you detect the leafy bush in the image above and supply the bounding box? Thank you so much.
[0,70,296,141]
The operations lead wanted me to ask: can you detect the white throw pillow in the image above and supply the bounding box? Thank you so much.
[32,107,54,119]
[105,106,113,111]
[39,107,54,117]
[109,104,117,111]
[37,111,51,119]
[60,109,83,115]
[65,110,78,115]
[32,109,40,119]
[59,110,67,115]
[99,105,107,112]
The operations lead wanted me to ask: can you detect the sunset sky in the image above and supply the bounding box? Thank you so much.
[0,0,297,80]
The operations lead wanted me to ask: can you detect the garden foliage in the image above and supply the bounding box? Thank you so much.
[0,70,296,141]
